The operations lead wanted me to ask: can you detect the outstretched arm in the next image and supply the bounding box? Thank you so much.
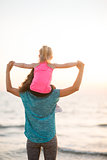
[53,62,77,69]
[6,61,20,97]
[14,62,36,69]
[60,61,84,97]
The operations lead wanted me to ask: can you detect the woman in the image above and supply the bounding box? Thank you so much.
[6,60,84,160]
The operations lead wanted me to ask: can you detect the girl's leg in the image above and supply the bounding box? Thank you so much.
[27,139,41,160]
[42,135,57,160]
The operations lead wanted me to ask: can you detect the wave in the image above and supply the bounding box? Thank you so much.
[0,124,24,129]
[58,147,107,156]
[98,124,107,127]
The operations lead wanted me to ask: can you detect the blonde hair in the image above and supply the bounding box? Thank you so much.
[39,46,53,62]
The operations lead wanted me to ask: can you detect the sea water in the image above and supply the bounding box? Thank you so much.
[0,88,107,160]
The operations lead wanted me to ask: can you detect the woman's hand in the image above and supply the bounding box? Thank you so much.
[7,61,15,72]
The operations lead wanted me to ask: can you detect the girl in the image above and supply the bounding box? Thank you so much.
[13,46,78,111]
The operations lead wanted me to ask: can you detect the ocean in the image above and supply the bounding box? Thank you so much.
[0,88,107,160]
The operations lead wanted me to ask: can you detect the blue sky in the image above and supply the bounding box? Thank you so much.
[0,0,107,91]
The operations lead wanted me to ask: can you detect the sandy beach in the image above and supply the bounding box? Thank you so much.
[42,150,107,160]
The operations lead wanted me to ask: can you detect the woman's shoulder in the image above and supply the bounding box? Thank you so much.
[20,89,60,100]
[50,89,60,98]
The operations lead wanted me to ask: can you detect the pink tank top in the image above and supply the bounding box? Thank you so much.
[30,62,53,93]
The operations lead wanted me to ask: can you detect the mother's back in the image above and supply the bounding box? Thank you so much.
[20,89,60,143]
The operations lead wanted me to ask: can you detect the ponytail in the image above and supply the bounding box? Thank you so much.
[19,69,34,92]
[42,46,48,60]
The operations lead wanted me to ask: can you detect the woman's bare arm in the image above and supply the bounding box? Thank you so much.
[6,61,20,97]
[59,61,84,97]
[14,62,37,69]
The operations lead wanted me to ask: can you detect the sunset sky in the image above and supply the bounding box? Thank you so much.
[0,0,107,91]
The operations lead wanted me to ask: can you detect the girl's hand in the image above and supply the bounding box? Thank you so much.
[7,61,15,72]
[77,61,84,69]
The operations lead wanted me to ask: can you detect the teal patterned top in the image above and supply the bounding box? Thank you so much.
[20,89,60,143]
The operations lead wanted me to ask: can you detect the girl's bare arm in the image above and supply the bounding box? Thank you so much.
[14,62,37,69]
[53,62,77,69]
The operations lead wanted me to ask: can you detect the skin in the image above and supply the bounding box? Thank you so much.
[6,61,84,97]
[13,62,78,69]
